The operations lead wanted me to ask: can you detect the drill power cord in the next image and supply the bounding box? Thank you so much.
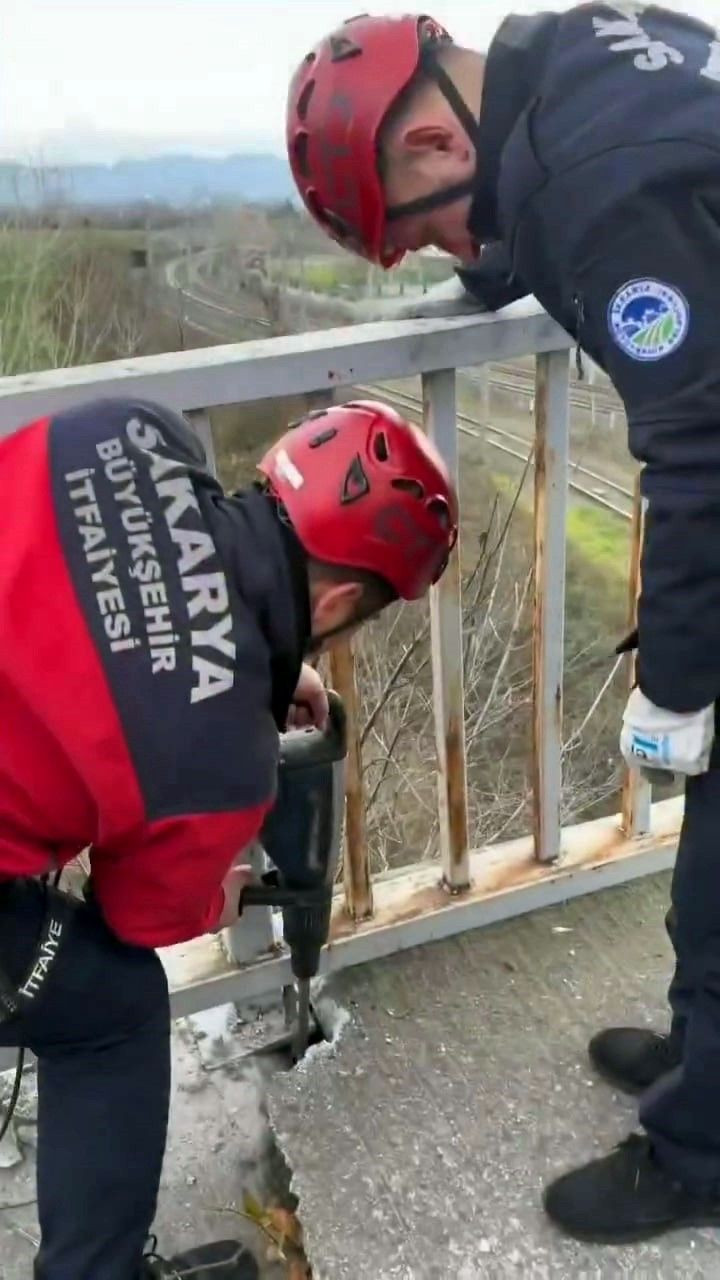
[0,874,69,1149]
[0,1047,25,1147]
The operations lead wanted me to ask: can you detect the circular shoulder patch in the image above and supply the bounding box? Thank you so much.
[608,279,689,362]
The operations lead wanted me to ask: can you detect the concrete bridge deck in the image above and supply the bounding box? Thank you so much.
[4,873,719,1278]
[268,872,720,1279]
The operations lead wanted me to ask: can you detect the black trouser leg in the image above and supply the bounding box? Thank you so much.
[666,903,692,1051]
[0,880,171,1280]
[641,771,720,1192]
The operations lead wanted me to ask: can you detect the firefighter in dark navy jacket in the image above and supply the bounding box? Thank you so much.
[0,395,457,1279]
[288,2,720,1246]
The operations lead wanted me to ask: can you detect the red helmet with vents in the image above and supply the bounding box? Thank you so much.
[258,400,458,600]
[286,14,453,267]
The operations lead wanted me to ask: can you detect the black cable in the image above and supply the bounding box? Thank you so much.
[0,874,62,1148]
[0,1048,25,1147]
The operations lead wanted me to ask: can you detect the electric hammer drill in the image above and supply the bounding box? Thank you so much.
[240,691,347,1060]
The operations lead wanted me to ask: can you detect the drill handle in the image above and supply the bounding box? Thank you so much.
[277,689,347,769]
[326,690,347,751]
[240,871,331,913]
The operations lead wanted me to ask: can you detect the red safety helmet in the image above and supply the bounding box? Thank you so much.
[287,14,458,268]
[258,400,458,600]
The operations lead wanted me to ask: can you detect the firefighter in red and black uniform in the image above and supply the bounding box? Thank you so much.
[0,395,457,1280]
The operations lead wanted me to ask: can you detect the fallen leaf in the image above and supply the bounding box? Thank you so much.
[288,1261,311,1280]
[242,1192,266,1224]
[230,1195,308,1270]
[268,1207,303,1247]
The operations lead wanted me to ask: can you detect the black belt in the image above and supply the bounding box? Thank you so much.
[0,881,74,1024]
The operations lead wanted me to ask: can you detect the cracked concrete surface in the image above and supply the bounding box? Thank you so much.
[269,872,720,1279]
[5,872,720,1279]
[0,1011,296,1279]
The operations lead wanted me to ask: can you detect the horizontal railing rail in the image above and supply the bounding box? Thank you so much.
[0,301,567,430]
[0,300,679,1026]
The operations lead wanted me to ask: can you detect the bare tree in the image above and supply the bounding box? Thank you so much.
[351,478,627,875]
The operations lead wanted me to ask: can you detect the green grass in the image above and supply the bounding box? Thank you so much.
[488,470,630,645]
[273,253,454,297]
[0,225,148,376]
[492,472,629,581]
[565,504,629,581]
[1,227,147,253]
[492,471,527,500]
[303,260,347,292]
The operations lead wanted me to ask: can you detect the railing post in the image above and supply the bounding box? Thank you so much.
[330,642,373,920]
[301,389,373,922]
[621,476,652,836]
[532,351,570,863]
[422,369,470,891]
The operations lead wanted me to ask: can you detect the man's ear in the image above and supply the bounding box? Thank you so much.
[402,123,455,155]
[312,581,363,631]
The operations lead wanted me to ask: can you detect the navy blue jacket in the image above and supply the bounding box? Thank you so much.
[465,3,720,712]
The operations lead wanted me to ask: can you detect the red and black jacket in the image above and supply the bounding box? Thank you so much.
[0,397,309,947]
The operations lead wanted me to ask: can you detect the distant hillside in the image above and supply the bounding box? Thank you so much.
[0,153,295,209]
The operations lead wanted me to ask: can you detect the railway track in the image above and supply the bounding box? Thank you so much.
[167,262,634,524]
[180,287,272,330]
[183,251,622,413]
[182,271,621,414]
[355,383,634,523]
[467,363,622,418]
[164,255,273,333]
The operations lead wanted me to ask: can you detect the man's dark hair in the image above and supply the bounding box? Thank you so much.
[308,558,398,623]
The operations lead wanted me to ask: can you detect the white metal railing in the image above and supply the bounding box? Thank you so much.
[0,300,683,1021]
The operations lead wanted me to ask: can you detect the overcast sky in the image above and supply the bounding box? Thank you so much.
[2,1,718,162]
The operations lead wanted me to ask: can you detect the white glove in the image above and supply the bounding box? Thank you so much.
[620,688,715,781]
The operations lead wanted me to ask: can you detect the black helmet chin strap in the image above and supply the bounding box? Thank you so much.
[385,54,481,225]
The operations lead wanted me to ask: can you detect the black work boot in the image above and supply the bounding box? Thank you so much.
[141,1239,259,1279]
[544,1133,720,1244]
[589,1027,682,1094]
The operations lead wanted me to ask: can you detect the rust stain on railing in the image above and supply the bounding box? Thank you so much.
[300,389,373,921]
[330,640,373,922]
[532,362,550,860]
[421,366,471,891]
[329,815,679,943]
[530,360,545,860]
[443,698,470,888]
[530,352,568,864]
[430,542,471,892]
